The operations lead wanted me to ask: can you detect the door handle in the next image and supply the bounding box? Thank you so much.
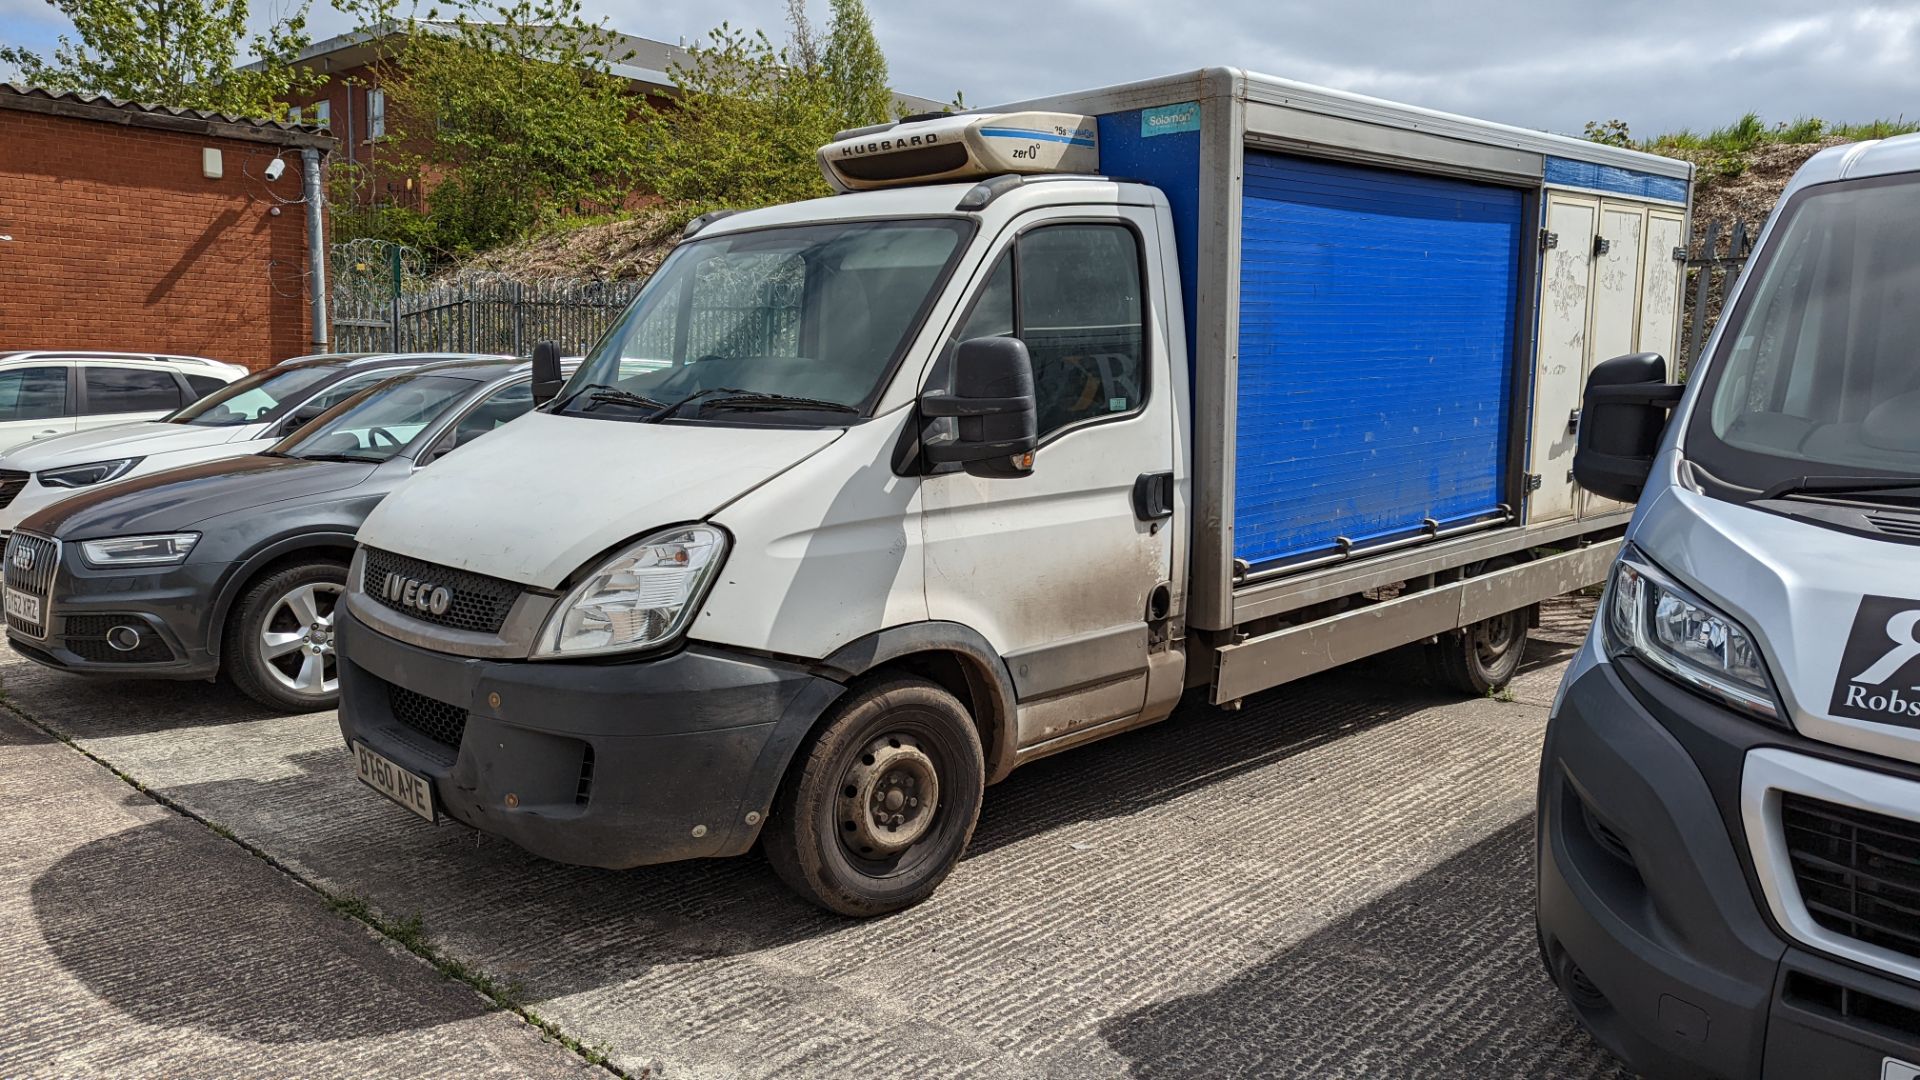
[1132,471,1174,520]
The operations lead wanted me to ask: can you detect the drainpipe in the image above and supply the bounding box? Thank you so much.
[301,146,329,349]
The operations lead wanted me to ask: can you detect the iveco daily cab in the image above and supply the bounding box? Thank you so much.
[333,69,1695,916]
[1540,136,1920,1075]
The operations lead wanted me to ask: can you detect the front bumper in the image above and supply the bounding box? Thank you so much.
[4,546,221,679]
[335,601,846,868]
[1539,645,1920,1077]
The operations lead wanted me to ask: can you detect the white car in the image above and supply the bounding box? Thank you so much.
[0,351,501,533]
[0,351,248,454]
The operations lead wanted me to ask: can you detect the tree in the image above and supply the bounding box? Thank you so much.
[338,0,646,254]
[634,0,918,212]
[821,0,892,127]
[0,0,319,117]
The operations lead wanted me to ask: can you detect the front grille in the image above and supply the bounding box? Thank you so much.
[3,532,58,638]
[388,683,468,751]
[0,470,27,510]
[62,614,173,663]
[362,547,521,634]
[1783,793,1920,961]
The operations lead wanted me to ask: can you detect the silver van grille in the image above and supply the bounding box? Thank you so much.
[3,532,59,639]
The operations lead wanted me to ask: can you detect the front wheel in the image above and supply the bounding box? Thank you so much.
[224,560,348,713]
[764,675,985,917]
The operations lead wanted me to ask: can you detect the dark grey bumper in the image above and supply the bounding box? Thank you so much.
[6,558,224,679]
[335,604,846,868]
[1539,656,1920,1077]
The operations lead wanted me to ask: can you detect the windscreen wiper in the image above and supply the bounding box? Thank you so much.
[649,387,857,421]
[574,384,670,413]
[291,452,382,464]
[1762,474,1920,502]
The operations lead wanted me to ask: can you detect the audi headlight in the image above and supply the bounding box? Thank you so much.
[533,525,727,658]
[79,532,200,567]
[1604,546,1783,724]
[39,457,144,489]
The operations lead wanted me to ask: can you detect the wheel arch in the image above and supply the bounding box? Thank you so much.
[817,622,1021,785]
[207,532,359,664]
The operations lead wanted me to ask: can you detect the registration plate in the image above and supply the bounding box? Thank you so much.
[4,589,40,625]
[354,742,436,822]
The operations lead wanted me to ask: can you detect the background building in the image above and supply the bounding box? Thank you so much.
[0,85,334,367]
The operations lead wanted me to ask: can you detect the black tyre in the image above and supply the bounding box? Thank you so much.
[764,675,985,917]
[1426,606,1531,696]
[224,559,348,713]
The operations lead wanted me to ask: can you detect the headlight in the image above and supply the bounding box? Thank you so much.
[79,532,200,567]
[39,457,144,489]
[533,525,727,658]
[1604,546,1783,724]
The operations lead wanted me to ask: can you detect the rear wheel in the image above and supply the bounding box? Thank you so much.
[1427,605,1530,696]
[224,560,347,713]
[764,675,985,917]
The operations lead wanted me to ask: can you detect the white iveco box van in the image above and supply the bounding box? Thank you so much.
[334,68,1694,916]
[1539,136,1920,1075]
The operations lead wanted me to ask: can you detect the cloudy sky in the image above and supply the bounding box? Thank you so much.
[2,0,1916,137]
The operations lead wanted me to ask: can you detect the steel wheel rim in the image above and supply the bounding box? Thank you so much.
[1474,610,1523,670]
[259,581,343,697]
[838,732,942,859]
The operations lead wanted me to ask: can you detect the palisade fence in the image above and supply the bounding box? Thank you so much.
[1679,218,1757,377]
[328,240,643,356]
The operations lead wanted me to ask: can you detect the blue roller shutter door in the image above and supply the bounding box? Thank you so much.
[1234,151,1523,569]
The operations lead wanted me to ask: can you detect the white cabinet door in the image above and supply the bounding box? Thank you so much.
[1526,195,1598,525]
[1637,211,1688,364]
[1581,203,1649,518]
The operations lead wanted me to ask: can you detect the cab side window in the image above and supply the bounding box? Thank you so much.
[83,366,182,414]
[0,368,70,421]
[949,224,1147,441]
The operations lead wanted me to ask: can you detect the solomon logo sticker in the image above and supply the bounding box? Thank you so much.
[1830,596,1920,724]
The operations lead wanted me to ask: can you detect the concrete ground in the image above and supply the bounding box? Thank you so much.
[0,597,1625,1079]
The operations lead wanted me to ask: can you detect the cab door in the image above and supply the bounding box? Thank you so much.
[919,206,1176,750]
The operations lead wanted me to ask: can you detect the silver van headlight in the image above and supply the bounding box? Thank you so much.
[532,525,727,659]
[1604,545,1784,725]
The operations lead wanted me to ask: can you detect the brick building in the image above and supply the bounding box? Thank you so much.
[0,85,335,368]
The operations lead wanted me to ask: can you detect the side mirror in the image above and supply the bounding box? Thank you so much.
[919,337,1038,479]
[1573,353,1686,503]
[531,341,564,406]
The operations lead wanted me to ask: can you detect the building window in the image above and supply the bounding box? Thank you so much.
[313,99,331,129]
[288,105,303,123]
[367,89,385,139]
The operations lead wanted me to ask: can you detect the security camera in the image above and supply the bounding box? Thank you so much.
[264,157,287,182]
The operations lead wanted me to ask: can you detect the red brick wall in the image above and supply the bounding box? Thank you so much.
[0,109,321,369]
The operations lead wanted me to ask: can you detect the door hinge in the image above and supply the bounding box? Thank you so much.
[1525,473,1543,492]
[1672,245,1688,262]
[1567,408,1581,435]
[1593,235,1611,256]
[1539,229,1558,251]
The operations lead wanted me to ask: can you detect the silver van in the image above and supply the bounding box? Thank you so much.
[1539,134,1920,1076]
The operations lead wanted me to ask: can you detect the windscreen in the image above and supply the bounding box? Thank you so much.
[281,375,474,463]
[558,218,971,423]
[1689,175,1920,490]
[170,365,335,427]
